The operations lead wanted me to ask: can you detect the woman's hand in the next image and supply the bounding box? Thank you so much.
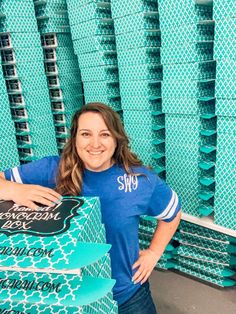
[132,249,160,285]
[12,183,62,210]
[0,178,61,210]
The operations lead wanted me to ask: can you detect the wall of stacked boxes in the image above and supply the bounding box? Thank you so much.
[0,0,235,294]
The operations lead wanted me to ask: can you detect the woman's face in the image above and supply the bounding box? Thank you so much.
[76,112,117,172]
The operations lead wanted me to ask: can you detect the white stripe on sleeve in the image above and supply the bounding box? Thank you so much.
[12,167,23,184]
[162,193,179,220]
[155,190,176,219]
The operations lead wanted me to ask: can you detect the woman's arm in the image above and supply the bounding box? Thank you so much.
[132,209,182,284]
[0,172,61,210]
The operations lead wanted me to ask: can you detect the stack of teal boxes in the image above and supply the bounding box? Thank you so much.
[0,64,19,171]
[158,0,217,217]
[111,0,165,178]
[213,0,236,230]
[34,0,84,153]
[67,0,121,112]
[34,0,70,33]
[139,216,236,287]
[0,0,58,163]
[173,221,236,287]
[0,197,118,312]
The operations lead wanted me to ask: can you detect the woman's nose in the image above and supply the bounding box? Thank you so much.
[90,135,100,148]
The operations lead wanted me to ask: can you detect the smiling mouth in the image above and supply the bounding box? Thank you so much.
[88,151,103,155]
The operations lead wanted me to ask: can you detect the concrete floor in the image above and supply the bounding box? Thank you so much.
[150,269,236,314]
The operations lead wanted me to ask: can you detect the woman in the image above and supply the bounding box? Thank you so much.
[0,102,181,313]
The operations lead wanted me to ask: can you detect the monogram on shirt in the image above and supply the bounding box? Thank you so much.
[117,174,139,192]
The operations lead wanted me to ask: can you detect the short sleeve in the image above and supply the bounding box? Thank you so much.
[4,156,60,188]
[146,176,181,222]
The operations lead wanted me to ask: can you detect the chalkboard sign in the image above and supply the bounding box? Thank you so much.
[0,198,84,237]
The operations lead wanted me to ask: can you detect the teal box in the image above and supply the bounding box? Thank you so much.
[38,17,70,34]
[173,255,235,280]
[0,16,38,33]
[180,220,236,243]
[45,59,80,76]
[174,231,236,255]
[1,47,44,63]
[131,145,164,162]
[19,142,58,161]
[0,0,36,16]
[71,18,114,40]
[78,50,117,68]
[111,0,158,19]
[215,79,236,99]
[116,29,161,51]
[0,32,41,49]
[165,113,216,133]
[0,93,11,115]
[161,41,214,64]
[50,83,83,98]
[216,99,236,117]
[214,197,236,231]
[119,79,161,97]
[162,79,215,99]
[0,109,17,137]
[51,95,84,113]
[68,1,111,25]
[47,74,81,89]
[216,59,236,81]
[213,0,236,19]
[119,63,162,81]
[121,95,161,110]
[83,80,119,96]
[124,123,165,141]
[0,274,116,312]
[14,111,55,133]
[214,18,236,41]
[118,46,160,66]
[114,11,159,35]
[217,116,236,133]
[0,197,111,270]
[123,109,164,126]
[162,97,215,115]
[35,2,68,18]
[11,100,52,116]
[161,22,214,46]
[163,61,216,81]
[15,75,49,93]
[85,94,122,111]
[173,262,236,287]
[51,70,82,83]
[9,89,51,107]
[214,39,236,60]
[158,0,213,27]
[44,47,77,62]
[175,244,234,267]
[67,0,110,11]
[80,65,118,82]
[130,138,164,153]
[2,61,46,78]
[0,78,8,94]
[42,33,73,48]
[73,35,116,55]
[0,135,20,172]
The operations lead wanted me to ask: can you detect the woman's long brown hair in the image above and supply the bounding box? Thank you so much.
[56,102,142,195]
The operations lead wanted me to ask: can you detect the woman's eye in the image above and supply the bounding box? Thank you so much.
[101,133,110,137]
[81,132,90,137]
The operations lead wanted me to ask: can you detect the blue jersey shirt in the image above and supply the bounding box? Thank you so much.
[4,156,181,305]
